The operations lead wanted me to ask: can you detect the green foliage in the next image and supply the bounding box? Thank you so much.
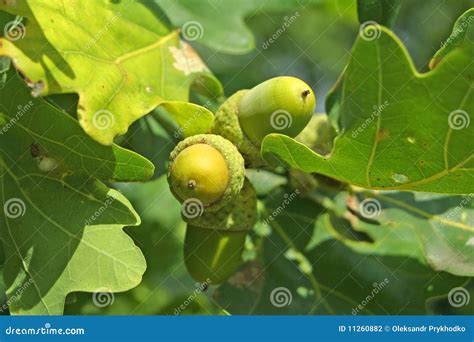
[157,0,322,54]
[262,27,473,194]
[430,8,474,68]
[214,189,469,314]
[309,190,474,277]
[356,0,401,27]
[65,177,216,315]
[0,0,472,317]
[0,0,221,145]
[0,71,152,314]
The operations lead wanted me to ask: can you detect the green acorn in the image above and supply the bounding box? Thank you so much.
[239,76,316,144]
[184,226,247,284]
[168,134,245,211]
[183,178,257,284]
[212,76,315,167]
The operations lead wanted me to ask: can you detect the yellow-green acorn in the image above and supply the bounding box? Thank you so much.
[238,76,316,144]
[168,134,245,211]
[183,179,257,284]
[212,76,315,167]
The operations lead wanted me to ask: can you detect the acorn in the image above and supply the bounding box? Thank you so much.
[212,76,316,167]
[168,134,245,211]
[184,226,248,284]
[183,179,257,284]
[239,76,315,144]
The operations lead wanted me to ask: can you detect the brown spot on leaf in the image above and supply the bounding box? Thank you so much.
[30,143,41,158]
[376,128,390,142]
[346,194,358,212]
[227,261,264,293]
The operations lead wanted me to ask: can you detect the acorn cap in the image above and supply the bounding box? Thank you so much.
[168,134,245,212]
[183,178,257,232]
[212,90,265,168]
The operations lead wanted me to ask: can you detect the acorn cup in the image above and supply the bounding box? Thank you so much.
[212,90,264,167]
[213,76,316,167]
[183,179,258,284]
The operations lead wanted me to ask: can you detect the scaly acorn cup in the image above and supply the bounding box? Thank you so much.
[238,76,316,145]
[182,178,257,231]
[212,90,265,168]
[183,179,257,284]
[168,134,245,212]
